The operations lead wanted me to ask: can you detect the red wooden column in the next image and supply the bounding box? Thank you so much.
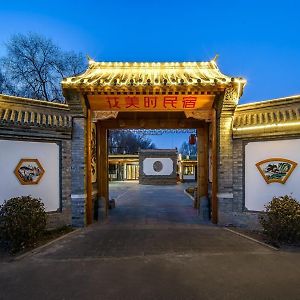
[196,125,209,215]
[211,108,218,224]
[97,122,109,217]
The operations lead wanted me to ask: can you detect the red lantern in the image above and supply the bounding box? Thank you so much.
[189,134,196,145]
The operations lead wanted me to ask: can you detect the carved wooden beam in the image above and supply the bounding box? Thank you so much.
[92,111,118,121]
[184,110,212,121]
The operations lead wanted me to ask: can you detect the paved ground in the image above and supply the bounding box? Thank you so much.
[107,181,200,225]
[0,182,300,300]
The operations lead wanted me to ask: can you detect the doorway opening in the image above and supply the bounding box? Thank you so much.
[104,128,209,225]
[92,112,217,223]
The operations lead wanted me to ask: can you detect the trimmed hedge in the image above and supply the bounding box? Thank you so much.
[0,196,47,253]
[260,195,300,244]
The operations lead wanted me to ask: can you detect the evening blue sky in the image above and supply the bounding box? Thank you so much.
[1,0,299,148]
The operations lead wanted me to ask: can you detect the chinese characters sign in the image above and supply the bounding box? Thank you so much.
[88,94,214,111]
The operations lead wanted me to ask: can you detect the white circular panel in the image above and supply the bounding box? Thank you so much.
[143,158,173,175]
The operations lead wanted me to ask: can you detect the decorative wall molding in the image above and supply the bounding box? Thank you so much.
[233,96,300,137]
[0,94,71,131]
[184,110,212,121]
[92,111,118,121]
[217,193,233,199]
[71,193,87,199]
[91,123,97,183]
[224,86,239,106]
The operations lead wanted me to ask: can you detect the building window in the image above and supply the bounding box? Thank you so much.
[109,164,116,174]
[184,165,194,175]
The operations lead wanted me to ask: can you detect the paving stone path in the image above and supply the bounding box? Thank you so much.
[0,182,300,299]
[107,181,201,225]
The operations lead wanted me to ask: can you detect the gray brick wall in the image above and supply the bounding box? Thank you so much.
[63,90,87,117]
[217,110,235,225]
[0,95,72,229]
[139,150,177,185]
[46,139,73,228]
[231,135,300,229]
[71,117,87,227]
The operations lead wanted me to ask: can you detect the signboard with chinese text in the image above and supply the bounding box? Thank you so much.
[88,94,214,111]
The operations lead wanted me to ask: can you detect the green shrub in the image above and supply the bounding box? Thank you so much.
[0,196,47,253]
[259,195,300,244]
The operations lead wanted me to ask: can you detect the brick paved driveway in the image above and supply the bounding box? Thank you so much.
[1,182,300,299]
[108,181,200,225]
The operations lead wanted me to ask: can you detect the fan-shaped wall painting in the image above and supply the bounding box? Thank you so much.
[14,158,45,185]
[255,158,297,184]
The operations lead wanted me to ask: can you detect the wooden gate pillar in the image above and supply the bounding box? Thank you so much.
[97,122,109,218]
[211,109,218,224]
[196,125,209,220]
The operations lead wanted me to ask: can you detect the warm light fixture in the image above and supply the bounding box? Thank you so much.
[189,134,196,145]
[233,121,300,131]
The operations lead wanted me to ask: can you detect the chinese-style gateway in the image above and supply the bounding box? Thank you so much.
[1,58,299,228]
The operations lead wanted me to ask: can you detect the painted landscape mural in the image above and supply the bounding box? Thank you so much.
[14,159,45,185]
[256,158,297,184]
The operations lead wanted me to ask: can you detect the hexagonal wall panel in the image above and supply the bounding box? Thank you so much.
[14,158,45,185]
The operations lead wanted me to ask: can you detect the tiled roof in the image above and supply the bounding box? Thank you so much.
[233,95,300,137]
[0,94,72,129]
[62,59,245,90]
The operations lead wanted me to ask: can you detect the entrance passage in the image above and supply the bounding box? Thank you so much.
[108,182,202,225]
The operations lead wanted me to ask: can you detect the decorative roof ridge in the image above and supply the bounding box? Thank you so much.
[0,94,69,111]
[88,60,217,68]
[0,107,72,129]
[236,94,300,111]
[62,59,246,90]
[233,95,300,132]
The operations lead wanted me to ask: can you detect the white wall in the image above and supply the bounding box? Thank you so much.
[143,158,173,176]
[0,140,60,212]
[245,139,300,211]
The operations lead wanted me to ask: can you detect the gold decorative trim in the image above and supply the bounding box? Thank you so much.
[91,123,97,183]
[92,111,118,121]
[256,158,297,184]
[14,158,45,185]
[62,61,245,88]
[184,110,212,121]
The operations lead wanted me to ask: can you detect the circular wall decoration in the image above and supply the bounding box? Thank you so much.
[153,160,163,172]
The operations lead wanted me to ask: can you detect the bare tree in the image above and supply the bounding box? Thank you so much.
[0,67,15,95]
[109,130,156,154]
[179,141,197,157]
[1,33,86,102]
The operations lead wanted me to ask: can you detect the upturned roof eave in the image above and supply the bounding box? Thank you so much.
[61,60,246,91]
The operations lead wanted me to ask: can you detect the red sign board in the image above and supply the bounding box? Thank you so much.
[88,94,214,111]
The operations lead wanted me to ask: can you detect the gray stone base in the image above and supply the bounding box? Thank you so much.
[71,196,86,227]
[199,196,210,221]
[218,211,263,230]
[47,210,72,229]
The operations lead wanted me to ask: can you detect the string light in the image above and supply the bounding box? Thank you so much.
[233,122,300,131]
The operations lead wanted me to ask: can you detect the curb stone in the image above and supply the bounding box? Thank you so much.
[224,227,279,251]
[14,228,82,261]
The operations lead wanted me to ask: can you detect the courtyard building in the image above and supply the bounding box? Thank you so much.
[0,59,299,229]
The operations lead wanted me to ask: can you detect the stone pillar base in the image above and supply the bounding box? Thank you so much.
[199,196,210,221]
